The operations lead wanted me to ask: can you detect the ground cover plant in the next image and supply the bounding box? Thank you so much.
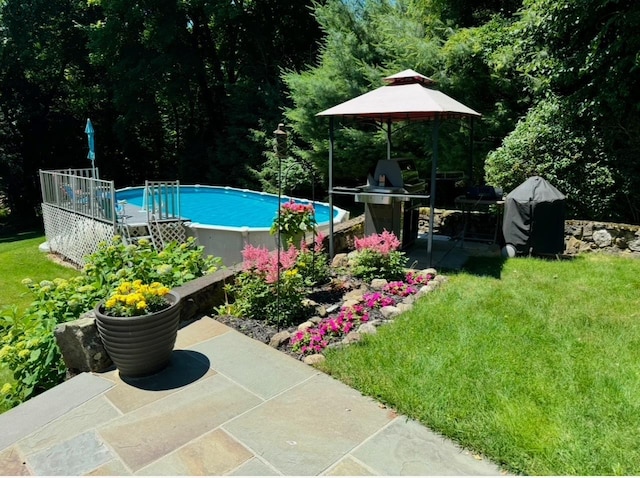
[318,254,640,475]
[0,236,221,411]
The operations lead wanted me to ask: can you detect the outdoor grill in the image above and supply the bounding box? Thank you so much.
[335,158,428,248]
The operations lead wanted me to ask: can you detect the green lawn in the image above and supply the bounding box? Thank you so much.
[0,234,79,311]
[320,254,640,475]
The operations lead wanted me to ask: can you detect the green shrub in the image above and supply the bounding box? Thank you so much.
[0,237,222,410]
[351,231,408,282]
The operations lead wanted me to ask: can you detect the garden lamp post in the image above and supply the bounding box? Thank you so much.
[274,123,288,327]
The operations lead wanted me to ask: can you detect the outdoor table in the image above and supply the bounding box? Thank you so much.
[454,195,505,246]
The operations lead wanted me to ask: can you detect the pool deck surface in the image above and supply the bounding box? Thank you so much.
[0,237,506,476]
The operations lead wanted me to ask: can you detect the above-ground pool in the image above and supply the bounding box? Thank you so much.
[116,185,349,266]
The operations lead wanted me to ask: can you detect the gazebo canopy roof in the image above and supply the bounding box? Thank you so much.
[316,69,481,122]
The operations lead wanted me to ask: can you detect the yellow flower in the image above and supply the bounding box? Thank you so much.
[0,345,11,360]
[1,383,12,395]
[136,301,147,311]
[118,282,132,294]
[105,297,117,309]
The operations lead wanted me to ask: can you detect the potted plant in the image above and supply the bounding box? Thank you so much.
[94,280,181,377]
[270,199,316,248]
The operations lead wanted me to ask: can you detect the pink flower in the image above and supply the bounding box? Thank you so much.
[354,230,401,255]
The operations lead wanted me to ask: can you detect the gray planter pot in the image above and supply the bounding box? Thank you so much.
[95,291,181,378]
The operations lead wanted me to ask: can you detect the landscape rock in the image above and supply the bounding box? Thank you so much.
[269,331,291,348]
[342,331,361,345]
[316,305,328,318]
[370,279,388,290]
[297,321,314,332]
[303,354,326,365]
[308,316,323,325]
[422,268,438,278]
[331,253,349,268]
[593,229,612,248]
[357,323,377,335]
[342,299,361,309]
[396,303,413,313]
[629,239,640,252]
[54,313,112,373]
[343,286,369,301]
[380,305,400,318]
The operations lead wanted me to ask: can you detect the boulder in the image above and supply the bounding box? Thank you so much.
[269,331,291,348]
[303,354,326,366]
[593,229,612,248]
[54,313,112,373]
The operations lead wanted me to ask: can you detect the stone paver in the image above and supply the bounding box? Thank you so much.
[16,396,119,455]
[0,373,113,451]
[223,372,396,476]
[174,316,230,349]
[85,459,131,476]
[0,446,31,476]
[191,329,316,400]
[98,373,261,472]
[351,417,502,475]
[25,430,113,476]
[324,456,375,476]
[227,457,280,476]
[137,429,252,476]
[102,350,215,414]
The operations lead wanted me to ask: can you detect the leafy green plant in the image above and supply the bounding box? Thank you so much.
[222,244,309,326]
[0,307,66,410]
[351,231,407,282]
[0,236,222,410]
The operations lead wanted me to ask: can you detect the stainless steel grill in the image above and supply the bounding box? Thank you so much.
[333,158,429,248]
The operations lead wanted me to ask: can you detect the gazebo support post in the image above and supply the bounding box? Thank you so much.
[386,119,392,160]
[427,116,441,266]
[328,117,335,260]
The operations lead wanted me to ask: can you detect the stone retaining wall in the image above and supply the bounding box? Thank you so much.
[564,219,640,257]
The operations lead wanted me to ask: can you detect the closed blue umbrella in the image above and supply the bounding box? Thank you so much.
[85,118,96,178]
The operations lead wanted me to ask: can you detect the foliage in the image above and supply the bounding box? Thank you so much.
[0,236,221,410]
[269,200,317,248]
[0,0,324,222]
[222,244,309,326]
[0,307,66,410]
[351,231,408,282]
[84,236,222,289]
[485,96,615,220]
[102,281,171,317]
[295,234,331,287]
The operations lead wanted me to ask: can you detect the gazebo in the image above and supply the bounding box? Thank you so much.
[316,69,482,264]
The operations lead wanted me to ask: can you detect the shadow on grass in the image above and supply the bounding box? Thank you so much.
[461,255,507,279]
[0,230,43,243]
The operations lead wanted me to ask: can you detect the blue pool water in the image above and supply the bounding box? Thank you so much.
[116,185,337,229]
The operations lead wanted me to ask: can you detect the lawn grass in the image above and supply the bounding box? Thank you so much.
[0,234,79,311]
[320,254,640,475]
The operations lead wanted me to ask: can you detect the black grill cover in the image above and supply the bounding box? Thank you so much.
[502,176,566,255]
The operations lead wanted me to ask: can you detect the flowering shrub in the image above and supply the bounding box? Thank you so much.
[223,244,309,325]
[270,200,317,247]
[102,280,171,317]
[0,237,222,411]
[351,231,407,282]
[295,232,330,286]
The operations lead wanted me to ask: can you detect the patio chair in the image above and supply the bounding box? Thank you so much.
[62,184,90,205]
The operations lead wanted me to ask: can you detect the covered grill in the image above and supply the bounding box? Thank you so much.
[335,158,428,248]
